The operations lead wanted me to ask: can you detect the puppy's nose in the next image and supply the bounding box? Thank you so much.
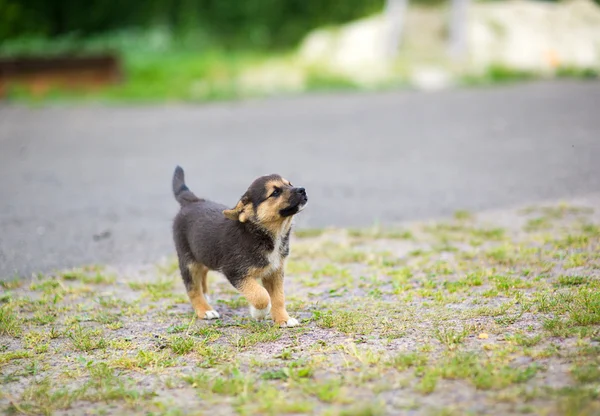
[295,187,306,196]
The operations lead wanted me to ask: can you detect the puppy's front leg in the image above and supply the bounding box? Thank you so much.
[263,270,298,328]
[238,277,272,320]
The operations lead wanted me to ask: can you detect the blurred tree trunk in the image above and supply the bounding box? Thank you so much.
[448,0,470,60]
[384,0,407,60]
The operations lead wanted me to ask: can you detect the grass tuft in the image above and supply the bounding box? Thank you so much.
[433,326,469,350]
[168,335,195,355]
[0,304,22,337]
[68,325,107,352]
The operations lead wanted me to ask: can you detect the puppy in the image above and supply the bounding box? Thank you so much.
[171,166,308,327]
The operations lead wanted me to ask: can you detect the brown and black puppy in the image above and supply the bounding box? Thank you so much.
[171,166,308,327]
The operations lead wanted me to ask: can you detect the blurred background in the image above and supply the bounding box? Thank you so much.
[1,0,600,98]
[1,0,599,279]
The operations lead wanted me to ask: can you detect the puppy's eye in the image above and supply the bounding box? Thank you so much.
[270,188,281,198]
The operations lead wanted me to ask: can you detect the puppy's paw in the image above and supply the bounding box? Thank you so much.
[250,303,271,320]
[203,310,220,320]
[280,317,299,328]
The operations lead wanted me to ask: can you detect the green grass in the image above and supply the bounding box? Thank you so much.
[462,64,537,86]
[556,66,599,79]
[0,350,33,366]
[453,210,474,221]
[338,403,386,416]
[110,350,178,371]
[184,368,254,396]
[542,316,571,337]
[62,270,116,284]
[490,275,532,292]
[0,201,599,415]
[564,253,590,269]
[506,332,542,347]
[99,51,260,102]
[232,322,283,349]
[302,378,348,403]
[8,377,84,415]
[7,362,154,415]
[571,363,600,384]
[294,228,326,238]
[85,361,155,402]
[524,217,552,232]
[313,309,369,334]
[433,352,540,390]
[29,279,63,293]
[168,335,195,355]
[388,352,428,371]
[0,304,22,336]
[260,369,289,380]
[416,370,439,394]
[68,325,108,352]
[129,276,177,300]
[433,326,469,350]
[348,226,414,240]
[32,309,58,325]
[556,276,590,287]
[536,287,600,328]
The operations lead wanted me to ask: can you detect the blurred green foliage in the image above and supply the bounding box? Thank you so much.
[0,0,386,49]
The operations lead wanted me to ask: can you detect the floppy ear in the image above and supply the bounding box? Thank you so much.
[223,195,250,222]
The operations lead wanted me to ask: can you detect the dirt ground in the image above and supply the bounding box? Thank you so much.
[1,196,599,416]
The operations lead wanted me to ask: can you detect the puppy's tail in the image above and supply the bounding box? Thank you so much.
[172,166,200,206]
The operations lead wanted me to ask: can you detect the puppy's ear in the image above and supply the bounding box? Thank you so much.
[223,195,251,222]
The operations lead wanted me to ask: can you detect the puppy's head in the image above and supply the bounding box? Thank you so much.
[223,174,308,228]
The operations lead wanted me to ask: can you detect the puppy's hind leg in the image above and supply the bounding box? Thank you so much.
[182,262,220,320]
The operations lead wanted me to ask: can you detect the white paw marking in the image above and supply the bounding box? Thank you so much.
[250,302,271,320]
[204,310,220,320]
[281,317,299,327]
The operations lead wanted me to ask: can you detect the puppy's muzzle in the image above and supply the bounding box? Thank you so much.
[294,187,308,204]
[279,187,308,217]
